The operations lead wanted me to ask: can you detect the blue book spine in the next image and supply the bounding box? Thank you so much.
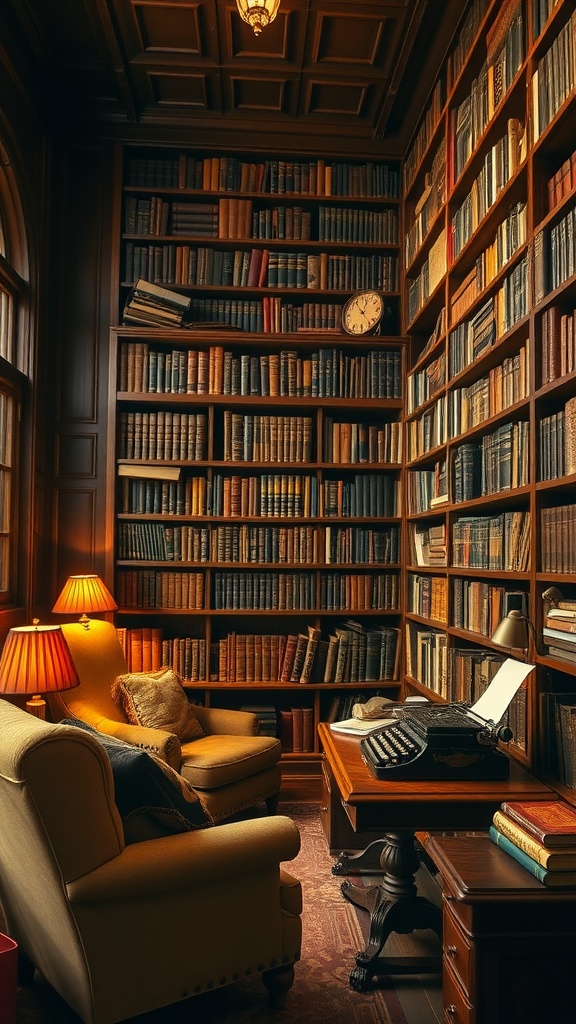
[488,825,576,886]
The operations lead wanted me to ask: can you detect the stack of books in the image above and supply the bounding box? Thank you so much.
[543,600,576,664]
[489,799,576,887]
[123,279,191,328]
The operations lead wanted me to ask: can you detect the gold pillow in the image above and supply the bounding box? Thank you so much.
[112,668,204,741]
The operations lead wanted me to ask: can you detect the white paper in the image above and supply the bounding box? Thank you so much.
[329,717,395,736]
[470,658,534,724]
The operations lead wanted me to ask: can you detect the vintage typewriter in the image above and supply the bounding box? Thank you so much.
[360,700,513,781]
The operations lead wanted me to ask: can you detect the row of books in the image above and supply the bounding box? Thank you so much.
[410,522,447,567]
[407,573,448,623]
[222,412,313,463]
[404,140,445,269]
[451,419,529,502]
[405,460,447,514]
[116,626,207,681]
[118,411,208,461]
[276,707,314,752]
[211,570,399,613]
[538,396,576,481]
[117,570,205,609]
[450,119,525,260]
[450,200,527,324]
[541,503,576,573]
[490,800,576,887]
[125,153,401,198]
[448,296,496,377]
[406,628,508,703]
[118,412,405,468]
[118,470,400,520]
[188,296,347,333]
[541,304,576,386]
[124,241,399,292]
[547,147,576,213]
[406,227,447,324]
[119,342,403,401]
[451,510,531,571]
[404,79,445,193]
[493,252,530,337]
[406,351,445,416]
[450,7,525,184]
[452,582,528,639]
[406,394,447,459]
[541,685,576,781]
[448,342,528,437]
[531,11,576,141]
[321,419,402,465]
[126,201,400,245]
[118,520,399,566]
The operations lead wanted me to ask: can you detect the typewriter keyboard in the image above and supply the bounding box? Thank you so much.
[363,725,420,768]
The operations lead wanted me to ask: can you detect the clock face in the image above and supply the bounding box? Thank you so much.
[342,290,384,336]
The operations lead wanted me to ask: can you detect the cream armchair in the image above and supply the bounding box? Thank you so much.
[50,620,282,822]
[0,699,302,1024]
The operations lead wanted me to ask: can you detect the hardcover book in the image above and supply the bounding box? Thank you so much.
[489,826,576,886]
[500,800,576,847]
[492,810,576,870]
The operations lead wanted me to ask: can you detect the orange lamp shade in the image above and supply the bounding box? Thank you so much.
[0,623,79,698]
[52,574,118,617]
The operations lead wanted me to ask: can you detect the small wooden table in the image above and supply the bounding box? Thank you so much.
[426,835,576,1023]
[318,722,555,991]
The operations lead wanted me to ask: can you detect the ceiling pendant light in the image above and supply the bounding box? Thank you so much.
[236,0,281,36]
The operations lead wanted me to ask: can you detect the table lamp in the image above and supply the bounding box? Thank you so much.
[52,574,117,628]
[0,620,79,719]
[491,609,534,658]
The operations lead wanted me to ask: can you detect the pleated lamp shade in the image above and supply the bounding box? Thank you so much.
[0,621,79,718]
[52,574,117,626]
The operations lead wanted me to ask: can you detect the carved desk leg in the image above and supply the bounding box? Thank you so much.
[332,838,387,876]
[340,830,442,991]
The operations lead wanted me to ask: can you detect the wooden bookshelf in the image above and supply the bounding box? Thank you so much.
[108,146,405,783]
[402,0,576,798]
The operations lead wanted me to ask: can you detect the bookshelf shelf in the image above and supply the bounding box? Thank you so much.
[110,145,405,779]
[401,0,576,771]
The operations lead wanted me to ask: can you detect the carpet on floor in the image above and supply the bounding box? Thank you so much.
[4,803,409,1024]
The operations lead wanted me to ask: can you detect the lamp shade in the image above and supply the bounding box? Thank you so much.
[0,623,79,697]
[236,0,281,35]
[491,609,529,649]
[52,574,117,616]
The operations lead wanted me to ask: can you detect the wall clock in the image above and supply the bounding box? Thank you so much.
[341,289,386,336]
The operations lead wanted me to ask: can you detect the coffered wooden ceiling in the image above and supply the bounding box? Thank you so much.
[5,0,463,155]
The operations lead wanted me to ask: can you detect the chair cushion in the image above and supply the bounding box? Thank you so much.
[60,718,212,843]
[179,732,282,790]
[111,668,204,742]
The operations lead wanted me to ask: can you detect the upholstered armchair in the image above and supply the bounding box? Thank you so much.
[0,699,302,1024]
[50,620,281,822]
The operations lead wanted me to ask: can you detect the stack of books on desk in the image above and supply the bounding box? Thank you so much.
[489,800,576,887]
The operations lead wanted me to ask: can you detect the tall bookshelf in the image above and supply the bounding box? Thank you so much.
[108,146,405,783]
[402,0,576,799]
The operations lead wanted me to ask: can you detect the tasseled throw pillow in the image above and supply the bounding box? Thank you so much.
[112,667,204,741]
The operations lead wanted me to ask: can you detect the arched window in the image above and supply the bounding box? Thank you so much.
[0,135,29,609]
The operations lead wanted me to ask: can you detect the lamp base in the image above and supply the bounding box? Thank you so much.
[26,695,46,720]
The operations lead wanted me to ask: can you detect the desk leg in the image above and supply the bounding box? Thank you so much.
[332,839,386,876]
[340,831,442,991]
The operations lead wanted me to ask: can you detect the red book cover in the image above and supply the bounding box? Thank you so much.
[500,801,576,847]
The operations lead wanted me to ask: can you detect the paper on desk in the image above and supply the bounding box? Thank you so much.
[470,658,534,724]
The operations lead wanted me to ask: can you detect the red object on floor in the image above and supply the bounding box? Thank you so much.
[0,933,17,1024]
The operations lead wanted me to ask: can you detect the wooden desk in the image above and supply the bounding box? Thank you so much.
[318,723,554,991]
[426,836,576,1024]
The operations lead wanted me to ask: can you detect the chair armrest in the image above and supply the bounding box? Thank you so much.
[93,716,182,771]
[67,815,300,903]
[192,705,258,736]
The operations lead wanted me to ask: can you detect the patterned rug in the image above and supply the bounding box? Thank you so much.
[5,803,409,1024]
